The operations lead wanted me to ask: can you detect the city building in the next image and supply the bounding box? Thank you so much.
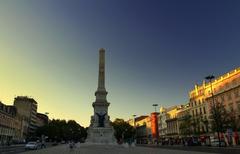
[131,115,151,144]
[158,107,168,139]
[36,113,49,128]
[14,96,38,137]
[176,104,190,137]
[0,102,22,145]
[129,113,160,144]
[165,105,182,138]
[158,104,189,140]
[189,67,240,135]
[150,112,159,142]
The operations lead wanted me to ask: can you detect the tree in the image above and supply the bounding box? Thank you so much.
[111,118,135,142]
[208,101,229,147]
[226,110,238,131]
[180,112,210,137]
[209,102,228,134]
[201,116,209,133]
[36,119,87,142]
[179,113,192,136]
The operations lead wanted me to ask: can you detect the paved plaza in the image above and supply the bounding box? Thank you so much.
[22,143,217,154]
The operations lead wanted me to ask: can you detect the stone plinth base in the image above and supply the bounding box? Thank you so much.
[86,127,116,144]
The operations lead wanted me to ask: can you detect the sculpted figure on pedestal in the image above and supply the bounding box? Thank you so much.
[96,112,106,127]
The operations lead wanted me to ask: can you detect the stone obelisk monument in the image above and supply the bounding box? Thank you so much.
[86,48,116,144]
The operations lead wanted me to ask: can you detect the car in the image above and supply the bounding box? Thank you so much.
[52,142,58,146]
[211,140,226,147]
[185,137,201,146]
[25,142,39,150]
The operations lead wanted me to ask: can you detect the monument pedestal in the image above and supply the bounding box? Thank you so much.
[86,127,116,144]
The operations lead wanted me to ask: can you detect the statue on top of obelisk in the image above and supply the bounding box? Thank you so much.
[86,48,116,144]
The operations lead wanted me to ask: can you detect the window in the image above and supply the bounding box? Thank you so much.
[221,95,225,102]
[227,93,232,101]
[200,108,202,114]
[192,110,195,116]
[194,101,197,106]
[203,107,206,114]
[232,79,237,87]
[228,103,234,112]
[237,101,240,112]
[234,89,239,98]
[225,82,230,89]
[219,85,223,92]
[202,126,205,132]
[202,98,205,103]
[196,109,198,115]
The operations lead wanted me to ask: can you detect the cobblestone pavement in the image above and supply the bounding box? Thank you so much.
[21,143,217,154]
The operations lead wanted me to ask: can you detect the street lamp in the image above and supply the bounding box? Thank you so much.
[205,75,221,147]
[152,104,158,112]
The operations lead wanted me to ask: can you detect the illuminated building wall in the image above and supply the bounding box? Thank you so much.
[189,67,240,133]
[150,112,159,139]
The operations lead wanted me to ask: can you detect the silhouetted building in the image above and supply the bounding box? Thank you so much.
[134,116,151,144]
[36,113,48,128]
[14,96,38,137]
[130,114,160,144]
[0,102,21,145]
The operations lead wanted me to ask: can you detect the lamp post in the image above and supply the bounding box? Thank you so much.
[152,104,158,112]
[205,75,221,147]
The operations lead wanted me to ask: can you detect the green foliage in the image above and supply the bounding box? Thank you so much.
[36,119,87,142]
[179,113,192,136]
[226,110,238,131]
[209,102,229,133]
[180,113,210,136]
[111,118,135,142]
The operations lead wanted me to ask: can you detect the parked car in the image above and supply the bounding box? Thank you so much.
[187,137,201,146]
[52,142,58,146]
[25,142,39,150]
[211,140,226,147]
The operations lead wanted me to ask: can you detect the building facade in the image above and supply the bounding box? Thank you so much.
[189,67,240,135]
[14,96,38,137]
[165,105,183,138]
[157,104,190,140]
[36,113,49,128]
[0,102,22,145]
[133,116,152,144]
[150,112,159,142]
[158,107,168,139]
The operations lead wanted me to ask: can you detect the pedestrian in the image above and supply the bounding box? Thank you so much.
[41,141,46,148]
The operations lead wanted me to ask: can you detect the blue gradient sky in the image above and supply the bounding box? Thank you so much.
[0,0,240,126]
